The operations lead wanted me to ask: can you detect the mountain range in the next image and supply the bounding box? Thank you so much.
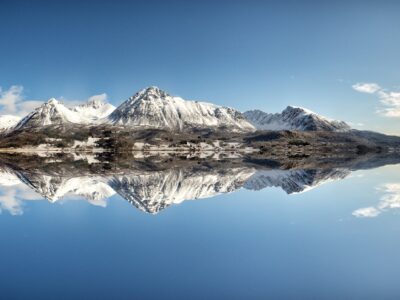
[0,86,352,134]
[0,86,398,156]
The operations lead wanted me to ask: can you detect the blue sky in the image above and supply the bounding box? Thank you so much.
[0,0,399,134]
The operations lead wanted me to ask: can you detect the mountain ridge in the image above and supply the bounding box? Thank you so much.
[14,98,116,130]
[243,106,351,132]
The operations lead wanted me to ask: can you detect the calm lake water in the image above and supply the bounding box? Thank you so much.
[1,158,400,299]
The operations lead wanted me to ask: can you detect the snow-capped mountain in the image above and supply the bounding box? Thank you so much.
[0,115,21,132]
[107,86,255,132]
[15,99,78,129]
[15,98,115,130]
[243,106,351,131]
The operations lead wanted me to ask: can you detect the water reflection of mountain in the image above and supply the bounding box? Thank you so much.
[0,152,399,214]
[243,169,350,194]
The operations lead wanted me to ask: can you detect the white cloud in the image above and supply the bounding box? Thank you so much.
[375,91,400,117]
[0,85,109,117]
[378,107,400,118]
[352,82,381,94]
[352,183,400,218]
[0,85,24,114]
[352,82,400,118]
[0,85,43,117]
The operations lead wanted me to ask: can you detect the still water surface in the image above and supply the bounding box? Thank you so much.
[0,158,400,299]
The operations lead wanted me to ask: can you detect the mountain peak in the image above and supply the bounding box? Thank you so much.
[46,98,60,105]
[144,86,163,93]
[129,86,169,102]
[283,106,315,115]
[108,87,255,132]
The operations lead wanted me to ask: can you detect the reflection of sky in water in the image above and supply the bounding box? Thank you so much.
[1,164,400,298]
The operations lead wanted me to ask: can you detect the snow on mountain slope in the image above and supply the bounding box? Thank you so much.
[108,167,255,214]
[108,86,255,132]
[0,115,21,132]
[10,87,351,133]
[0,166,22,186]
[15,98,116,129]
[4,164,351,214]
[8,166,253,213]
[72,98,115,122]
[15,171,115,206]
[15,99,77,129]
[243,168,350,194]
[243,106,351,131]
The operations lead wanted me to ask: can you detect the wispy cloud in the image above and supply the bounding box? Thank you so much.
[0,85,25,114]
[0,85,109,117]
[376,91,400,117]
[352,183,400,218]
[352,83,381,94]
[352,82,400,117]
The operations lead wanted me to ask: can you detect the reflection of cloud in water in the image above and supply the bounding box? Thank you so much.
[0,184,43,215]
[0,189,22,215]
[353,183,400,218]
[0,169,30,214]
[352,207,381,218]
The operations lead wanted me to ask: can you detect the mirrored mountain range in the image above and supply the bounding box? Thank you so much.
[1,151,399,215]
